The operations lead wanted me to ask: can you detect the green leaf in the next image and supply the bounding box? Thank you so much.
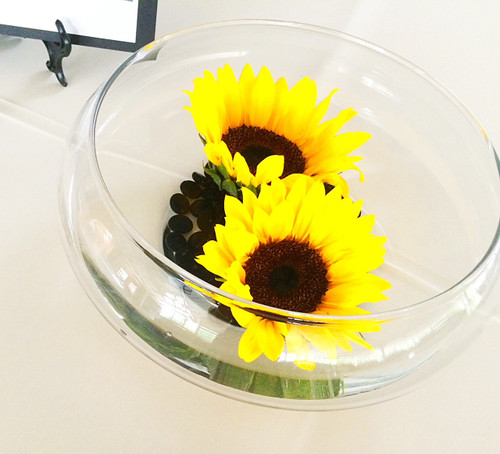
[222,179,239,197]
[204,161,217,172]
[221,181,238,197]
[246,183,260,197]
[198,134,207,146]
[217,164,230,180]
[204,168,222,188]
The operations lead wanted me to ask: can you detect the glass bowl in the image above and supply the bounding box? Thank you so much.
[59,20,500,410]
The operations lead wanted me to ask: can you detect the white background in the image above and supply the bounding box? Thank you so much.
[0,0,138,42]
[1,1,499,452]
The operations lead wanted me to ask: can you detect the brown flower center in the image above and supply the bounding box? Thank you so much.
[222,125,306,177]
[244,239,329,313]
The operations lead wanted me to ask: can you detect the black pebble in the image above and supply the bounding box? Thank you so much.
[213,203,225,224]
[168,214,193,234]
[180,180,202,199]
[164,247,175,261]
[197,208,216,232]
[169,193,190,214]
[188,231,210,254]
[192,172,208,185]
[165,232,187,253]
[163,175,231,283]
[202,186,223,203]
[175,248,197,271]
[190,199,211,217]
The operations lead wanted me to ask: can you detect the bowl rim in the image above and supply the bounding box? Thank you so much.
[83,18,500,322]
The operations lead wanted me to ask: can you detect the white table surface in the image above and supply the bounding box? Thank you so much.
[1,1,499,453]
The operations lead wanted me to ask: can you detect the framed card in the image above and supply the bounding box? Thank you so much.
[0,0,157,52]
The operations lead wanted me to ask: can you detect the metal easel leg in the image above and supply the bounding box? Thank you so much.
[43,19,72,87]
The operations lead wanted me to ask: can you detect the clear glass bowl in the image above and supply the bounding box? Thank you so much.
[59,20,500,410]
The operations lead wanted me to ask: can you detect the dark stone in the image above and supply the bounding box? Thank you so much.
[197,208,216,232]
[201,186,223,203]
[163,244,176,261]
[165,232,187,253]
[187,230,210,254]
[192,172,208,185]
[168,215,193,234]
[175,248,197,272]
[180,180,202,199]
[190,199,211,217]
[169,193,190,214]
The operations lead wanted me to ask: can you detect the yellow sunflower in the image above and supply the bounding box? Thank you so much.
[184,64,371,195]
[196,174,390,370]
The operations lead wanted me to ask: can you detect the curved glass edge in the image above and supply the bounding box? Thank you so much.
[74,19,500,322]
[76,247,471,411]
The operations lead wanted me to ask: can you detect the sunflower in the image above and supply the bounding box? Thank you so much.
[184,64,371,195]
[196,174,390,370]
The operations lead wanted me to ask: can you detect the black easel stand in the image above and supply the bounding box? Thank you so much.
[43,20,71,87]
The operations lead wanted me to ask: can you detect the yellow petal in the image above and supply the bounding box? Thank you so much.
[187,77,224,142]
[300,326,337,359]
[230,307,256,329]
[203,70,229,130]
[291,179,325,242]
[224,195,253,231]
[238,317,263,362]
[322,275,390,306]
[282,174,308,210]
[252,155,284,186]
[232,152,254,186]
[313,107,358,140]
[343,330,375,350]
[248,66,275,128]
[217,64,243,129]
[221,278,253,302]
[255,318,285,362]
[268,77,290,131]
[307,173,350,197]
[239,64,256,124]
[204,142,223,166]
[227,260,246,284]
[252,206,273,243]
[286,327,316,370]
[306,89,338,132]
[255,179,287,214]
[214,224,259,262]
[333,131,371,155]
[196,240,232,277]
[267,200,295,242]
[240,186,258,218]
[276,77,318,143]
[295,360,317,371]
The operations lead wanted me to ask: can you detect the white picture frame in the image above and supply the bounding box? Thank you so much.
[0,0,157,51]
